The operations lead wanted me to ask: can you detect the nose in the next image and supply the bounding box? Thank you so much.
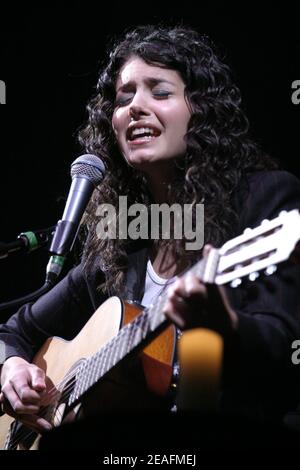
[129,106,145,121]
[128,92,151,121]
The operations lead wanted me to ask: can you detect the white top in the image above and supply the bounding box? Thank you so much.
[141,259,176,308]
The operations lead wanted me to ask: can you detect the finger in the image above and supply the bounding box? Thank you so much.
[30,367,46,392]
[168,277,186,296]
[169,276,206,305]
[169,276,202,298]
[1,388,40,415]
[163,299,187,329]
[19,414,52,432]
[38,387,60,409]
[184,274,207,298]
[203,244,213,257]
[12,379,44,405]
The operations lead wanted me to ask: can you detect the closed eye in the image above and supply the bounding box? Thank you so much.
[114,89,172,107]
[153,91,172,99]
[115,95,133,107]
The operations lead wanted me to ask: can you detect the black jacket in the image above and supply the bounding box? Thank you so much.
[1,170,300,422]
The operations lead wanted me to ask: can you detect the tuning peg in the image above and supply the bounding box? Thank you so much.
[264,265,277,276]
[248,272,259,281]
[243,228,252,235]
[279,210,287,217]
[261,219,270,225]
[230,278,242,288]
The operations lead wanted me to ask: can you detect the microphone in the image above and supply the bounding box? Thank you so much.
[0,154,105,311]
[0,226,56,259]
[46,154,105,283]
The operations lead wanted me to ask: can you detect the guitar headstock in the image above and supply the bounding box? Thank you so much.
[216,209,300,286]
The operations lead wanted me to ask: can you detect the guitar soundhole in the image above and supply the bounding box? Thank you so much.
[50,358,87,426]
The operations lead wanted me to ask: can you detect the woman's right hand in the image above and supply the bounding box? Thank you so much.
[0,356,52,432]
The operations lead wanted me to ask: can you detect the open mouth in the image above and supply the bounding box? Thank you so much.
[127,126,161,142]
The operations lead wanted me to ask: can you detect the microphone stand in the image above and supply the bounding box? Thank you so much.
[0,226,56,259]
[0,227,65,312]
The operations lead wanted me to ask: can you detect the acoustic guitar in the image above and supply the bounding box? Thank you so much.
[1,209,299,450]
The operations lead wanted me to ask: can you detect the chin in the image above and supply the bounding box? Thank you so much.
[125,152,156,168]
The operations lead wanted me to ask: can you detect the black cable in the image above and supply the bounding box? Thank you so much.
[0,254,65,312]
[0,281,53,311]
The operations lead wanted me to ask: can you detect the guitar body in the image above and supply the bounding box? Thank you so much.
[0,296,175,450]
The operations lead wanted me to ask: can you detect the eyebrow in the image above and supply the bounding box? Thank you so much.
[116,77,176,93]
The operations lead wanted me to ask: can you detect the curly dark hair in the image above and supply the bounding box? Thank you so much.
[78,24,277,294]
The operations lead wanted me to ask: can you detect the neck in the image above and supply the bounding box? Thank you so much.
[145,162,176,203]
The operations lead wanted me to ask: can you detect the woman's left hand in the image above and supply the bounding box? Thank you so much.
[163,273,238,337]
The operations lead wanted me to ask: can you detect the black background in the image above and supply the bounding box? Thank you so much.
[0,2,299,314]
